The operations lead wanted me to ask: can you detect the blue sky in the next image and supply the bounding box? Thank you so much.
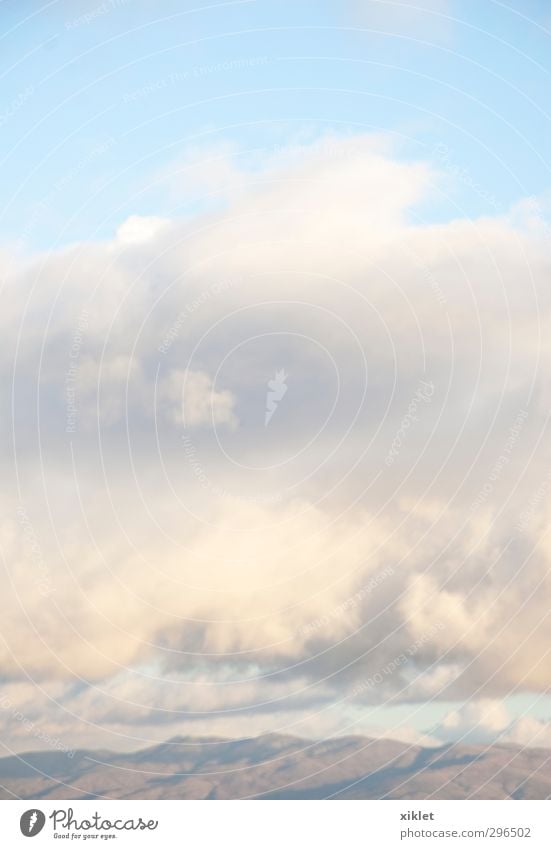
[1,0,550,251]
[1,1,551,757]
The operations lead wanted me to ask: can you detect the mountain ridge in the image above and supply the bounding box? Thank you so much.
[1,733,550,800]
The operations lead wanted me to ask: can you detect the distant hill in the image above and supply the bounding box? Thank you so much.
[1,734,550,800]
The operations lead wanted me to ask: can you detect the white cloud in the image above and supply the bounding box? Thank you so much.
[160,368,238,429]
[115,215,170,245]
[2,133,551,747]
[437,699,510,743]
[504,716,551,749]
[433,700,551,750]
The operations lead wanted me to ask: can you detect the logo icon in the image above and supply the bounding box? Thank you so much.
[20,809,46,837]
[265,369,288,426]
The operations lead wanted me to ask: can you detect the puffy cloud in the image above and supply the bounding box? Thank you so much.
[116,215,170,245]
[433,700,551,750]
[2,133,551,748]
[160,368,238,429]
[436,699,511,745]
[504,716,551,750]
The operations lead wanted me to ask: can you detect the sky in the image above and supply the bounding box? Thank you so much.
[1,0,551,760]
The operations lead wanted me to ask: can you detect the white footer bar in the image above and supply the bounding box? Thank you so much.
[2,800,549,847]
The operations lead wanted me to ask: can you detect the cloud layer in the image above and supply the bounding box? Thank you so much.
[1,133,551,751]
